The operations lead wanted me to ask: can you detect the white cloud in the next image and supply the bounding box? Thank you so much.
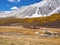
[8,0,15,2]
[4,11,12,13]
[10,6,18,10]
[7,0,21,3]
[17,0,21,2]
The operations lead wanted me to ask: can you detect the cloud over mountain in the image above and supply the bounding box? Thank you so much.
[10,6,18,10]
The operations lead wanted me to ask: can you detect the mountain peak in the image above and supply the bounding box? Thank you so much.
[0,0,60,18]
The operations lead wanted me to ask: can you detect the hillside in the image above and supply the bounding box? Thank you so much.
[0,14,60,28]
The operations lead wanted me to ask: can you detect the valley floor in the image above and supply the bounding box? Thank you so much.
[0,26,60,45]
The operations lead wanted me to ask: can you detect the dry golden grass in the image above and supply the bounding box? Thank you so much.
[0,26,60,45]
[0,26,60,34]
[0,35,60,45]
[0,26,36,35]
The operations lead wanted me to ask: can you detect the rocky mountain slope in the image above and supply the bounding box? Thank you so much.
[0,0,60,18]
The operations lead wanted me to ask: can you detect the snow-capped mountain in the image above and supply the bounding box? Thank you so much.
[0,0,60,18]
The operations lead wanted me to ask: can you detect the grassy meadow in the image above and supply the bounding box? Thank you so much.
[0,26,60,45]
[0,14,60,45]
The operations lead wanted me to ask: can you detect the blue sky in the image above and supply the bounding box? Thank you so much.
[0,0,42,11]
